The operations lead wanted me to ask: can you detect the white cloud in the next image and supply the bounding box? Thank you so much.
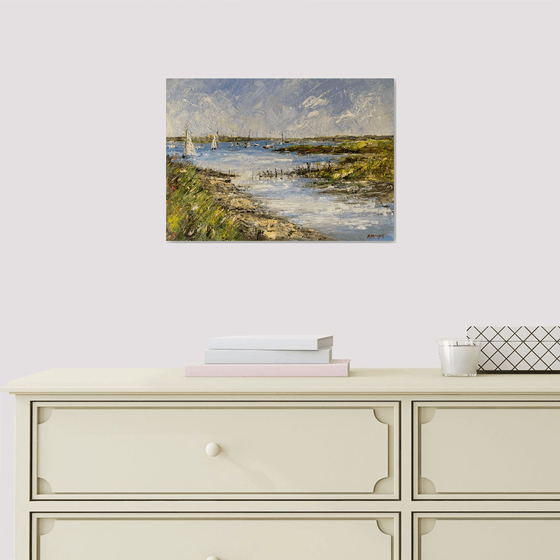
[167,79,394,137]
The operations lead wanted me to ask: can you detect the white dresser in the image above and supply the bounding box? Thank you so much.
[4,368,560,560]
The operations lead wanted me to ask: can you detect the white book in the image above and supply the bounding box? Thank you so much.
[205,347,332,364]
[208,335,334,351]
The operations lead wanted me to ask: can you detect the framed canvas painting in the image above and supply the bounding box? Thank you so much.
[166,78,394,242]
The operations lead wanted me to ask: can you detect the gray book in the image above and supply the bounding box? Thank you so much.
[205,347,333,364]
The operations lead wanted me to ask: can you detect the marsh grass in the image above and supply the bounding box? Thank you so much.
[291,139,394,184]
[166,156,243,241]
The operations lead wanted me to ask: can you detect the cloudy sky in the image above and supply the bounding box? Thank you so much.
[166,78,394,138]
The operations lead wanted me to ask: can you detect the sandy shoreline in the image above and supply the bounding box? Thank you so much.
[194,167,331,241]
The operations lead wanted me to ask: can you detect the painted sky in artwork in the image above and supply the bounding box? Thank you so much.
[166,78,394,138]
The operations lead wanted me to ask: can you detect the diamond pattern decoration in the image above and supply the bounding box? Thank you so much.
[466,326,560,373]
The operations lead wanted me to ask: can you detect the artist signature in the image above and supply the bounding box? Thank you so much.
[367,234,386,240]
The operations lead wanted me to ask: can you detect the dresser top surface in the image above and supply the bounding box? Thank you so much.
[4,368,560,395]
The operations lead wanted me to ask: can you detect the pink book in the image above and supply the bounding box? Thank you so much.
[185,359,350,377]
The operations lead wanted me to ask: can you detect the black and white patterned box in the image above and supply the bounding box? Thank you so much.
[466,326,560,372]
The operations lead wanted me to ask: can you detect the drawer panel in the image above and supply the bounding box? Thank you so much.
[415,402,560,499]
[416,513,560,560]
[34,402,398,499]
[34,513,398,560]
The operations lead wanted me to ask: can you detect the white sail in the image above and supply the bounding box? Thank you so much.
[184,129,196,156]
[211,133,218,150]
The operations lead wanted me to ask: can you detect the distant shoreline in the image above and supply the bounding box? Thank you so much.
[166,134,394,144]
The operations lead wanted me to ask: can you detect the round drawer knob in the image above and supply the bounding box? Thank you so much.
[205,442,221,457]
[207,557,219,560]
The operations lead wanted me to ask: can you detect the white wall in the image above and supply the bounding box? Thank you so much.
[1,1,559,556]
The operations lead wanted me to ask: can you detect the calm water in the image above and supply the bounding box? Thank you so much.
[167,141,394,241]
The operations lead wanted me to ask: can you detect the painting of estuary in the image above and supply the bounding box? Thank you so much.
[166,79,394,241]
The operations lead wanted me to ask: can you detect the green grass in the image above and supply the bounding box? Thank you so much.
[276,138,393,156]
[166,157,243,241]
[292,139,395,186]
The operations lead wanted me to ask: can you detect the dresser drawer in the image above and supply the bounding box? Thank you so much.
[35,513,399,560]
[415,402,560,499]
[416,513,560,560]
[33,402,398,499]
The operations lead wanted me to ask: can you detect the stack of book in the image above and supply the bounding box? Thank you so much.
[185,335,350,377]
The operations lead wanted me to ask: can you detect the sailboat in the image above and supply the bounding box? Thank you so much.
[183,128,196,156]
[211,132,219,150]
[263,133,274,148]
